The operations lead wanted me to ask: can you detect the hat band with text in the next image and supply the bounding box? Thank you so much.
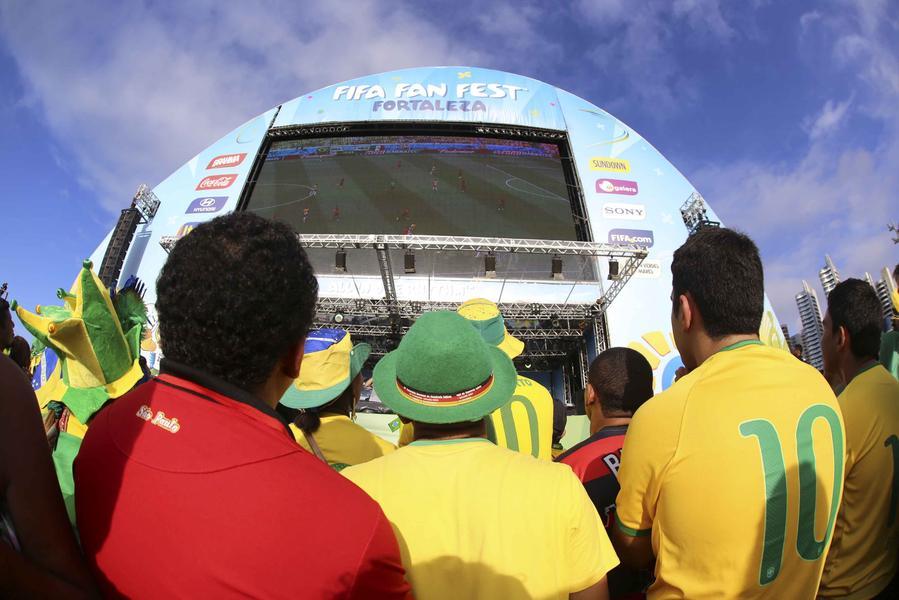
[396,374,495,407]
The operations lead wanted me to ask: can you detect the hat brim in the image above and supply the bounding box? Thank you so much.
[279,343,371,410]
[372,345,517,424]
[497,331,524,359]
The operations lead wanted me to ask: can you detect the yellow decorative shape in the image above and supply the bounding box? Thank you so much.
[642,331,671,356]
[457,71,472,79]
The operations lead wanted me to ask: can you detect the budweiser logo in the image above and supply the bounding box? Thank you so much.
[206,153,247,169]
[196,174,237,190]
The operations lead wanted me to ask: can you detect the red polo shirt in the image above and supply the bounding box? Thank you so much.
[74,361,411,599]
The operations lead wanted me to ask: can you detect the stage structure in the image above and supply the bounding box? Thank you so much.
[71,67,788,406]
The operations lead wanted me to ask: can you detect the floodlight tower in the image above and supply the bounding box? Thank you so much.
[680,192,720,235]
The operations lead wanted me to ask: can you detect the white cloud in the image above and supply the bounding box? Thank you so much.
[0,1,489,212]
[691,1,899,329]
[803,96,853,140]
[573,0,739,114]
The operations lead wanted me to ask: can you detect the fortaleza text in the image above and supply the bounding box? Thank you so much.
[372,100,487,113]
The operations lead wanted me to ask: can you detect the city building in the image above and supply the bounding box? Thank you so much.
[875,266,897,325]
[818,255,841,298]
[795,280,824,370]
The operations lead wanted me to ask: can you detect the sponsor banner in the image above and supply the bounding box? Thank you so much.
[196,174,237,191]
[609,228,654,247]
[589,157,630,172]
[185,196,227,214]
[602,202,646,221]
[206,153,247,170]
[595,178,638,195]
[633,260,662,279]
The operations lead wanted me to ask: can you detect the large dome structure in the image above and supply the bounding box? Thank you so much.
[75,66,787,402]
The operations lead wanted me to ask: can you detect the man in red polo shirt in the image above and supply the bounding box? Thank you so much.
[74,212,410,599]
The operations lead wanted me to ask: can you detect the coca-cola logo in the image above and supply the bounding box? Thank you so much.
[206,153,247,169]
[196,174,237,191]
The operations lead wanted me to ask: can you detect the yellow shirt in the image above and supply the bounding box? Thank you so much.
[344,439,618,599]
[820,363,899,599]
[616,340,845,599]
[290,414,395,471]
[488,375,554,460]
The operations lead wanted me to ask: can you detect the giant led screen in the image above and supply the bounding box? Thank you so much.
[245,134,579,241]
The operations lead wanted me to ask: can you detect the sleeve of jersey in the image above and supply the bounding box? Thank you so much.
[348,510,413,599]
[563,469,620,593]
[614,396,680,537]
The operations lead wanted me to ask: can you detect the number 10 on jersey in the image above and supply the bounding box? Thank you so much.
[739,405,844,586]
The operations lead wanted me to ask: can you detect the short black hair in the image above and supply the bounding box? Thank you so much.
[156,212,318,391]
[671,227,764,338]
[893,263,899,284]
[827,278,882,360]
[794,342,803,351]
[588,347,653,416]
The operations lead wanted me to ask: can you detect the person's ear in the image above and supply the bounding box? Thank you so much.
[282,338,306,379]
[584,383,598,408]
[836,326,850,353]
[677,293,694,332]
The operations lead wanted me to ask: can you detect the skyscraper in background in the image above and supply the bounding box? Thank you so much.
[818,255,841,298]
[795,280,824,370]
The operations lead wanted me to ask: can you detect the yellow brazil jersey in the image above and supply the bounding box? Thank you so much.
[344,439,618,599]
[290,413,395,471]
[820,363,899,599]
[615,340,845,599]
[487,375,554,460]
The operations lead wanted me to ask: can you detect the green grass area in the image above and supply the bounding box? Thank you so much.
[247,153,577,240]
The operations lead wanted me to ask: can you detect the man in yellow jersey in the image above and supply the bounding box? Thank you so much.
[819,279,899,599]
[613,227,846,599]
[458,298,554,459]
[344,311,618,600]
[278,328,394,471]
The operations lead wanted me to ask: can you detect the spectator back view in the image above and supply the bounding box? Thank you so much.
[613,228,845,599]
[74,213,410,598]
[819,279,899,598]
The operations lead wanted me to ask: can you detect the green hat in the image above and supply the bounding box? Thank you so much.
[280,328,370,409]
[372,311,516,424]
[457,298,524,359]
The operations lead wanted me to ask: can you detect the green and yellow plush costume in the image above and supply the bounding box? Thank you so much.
[13,260,147,522]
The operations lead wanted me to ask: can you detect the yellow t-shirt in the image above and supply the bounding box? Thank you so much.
[344,439,618,599]
[487,375,554,460]
[820,363,899,599]
[616,340,845,599]
[290,413,395,471]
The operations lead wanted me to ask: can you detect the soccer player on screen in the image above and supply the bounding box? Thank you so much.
[613,228,845,599]
[332,207,340,221]
[431,178,438,192]
[311,184,318,198]
[302,207,310,224]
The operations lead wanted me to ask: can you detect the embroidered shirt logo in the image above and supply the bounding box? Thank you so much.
[136,405,182,434]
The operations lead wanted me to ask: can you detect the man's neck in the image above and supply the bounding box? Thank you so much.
[694,333,760,368]
[838,355,878,388]
[412,420,486,442]
[590,414,631,435]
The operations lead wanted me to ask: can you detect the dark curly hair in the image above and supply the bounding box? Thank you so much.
[156,212,318,391]
[671,227,764,338]
[826,279,882,360]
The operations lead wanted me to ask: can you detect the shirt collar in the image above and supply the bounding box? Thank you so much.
[159,358,291,433]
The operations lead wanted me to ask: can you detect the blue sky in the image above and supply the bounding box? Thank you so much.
[0,0,896,335]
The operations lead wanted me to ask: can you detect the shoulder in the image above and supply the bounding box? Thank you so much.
[557,427,626,465]
[514,375,552,403]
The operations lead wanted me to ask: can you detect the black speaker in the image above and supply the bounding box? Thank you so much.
[99,208,141,289]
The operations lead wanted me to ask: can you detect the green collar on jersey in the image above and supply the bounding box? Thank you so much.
[408,437,493,447]
[718,339,764,353]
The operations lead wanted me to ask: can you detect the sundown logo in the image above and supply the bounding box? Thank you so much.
[590,157,630,172]
[196,174,237,191]
[206,153,247,169]
[595,178,639,195]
